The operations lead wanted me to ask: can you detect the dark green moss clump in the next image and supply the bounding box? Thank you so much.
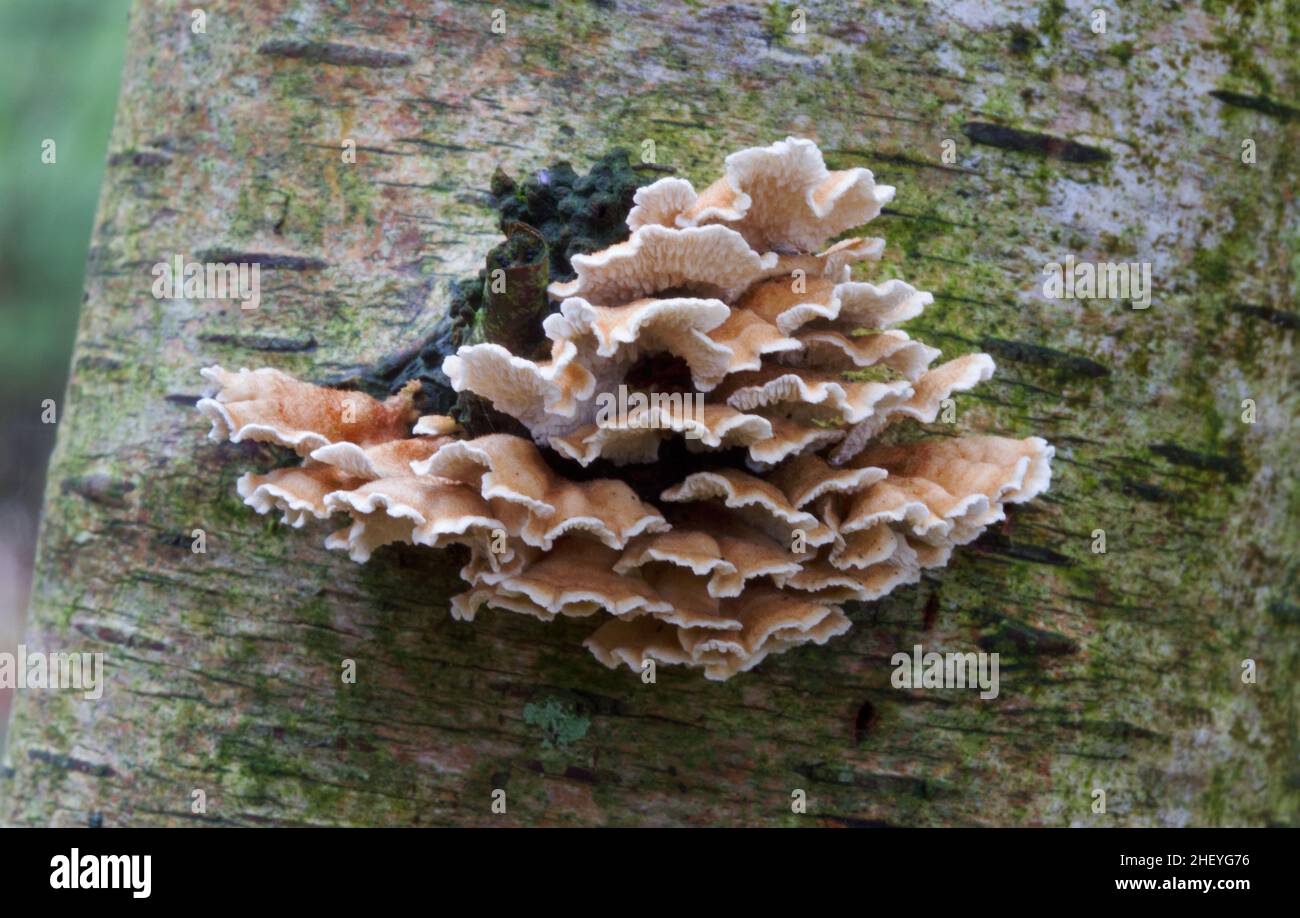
[357,149,652,429]
[491,149,645,281]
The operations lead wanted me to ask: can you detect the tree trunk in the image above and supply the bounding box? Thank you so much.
[3,0,1297,827]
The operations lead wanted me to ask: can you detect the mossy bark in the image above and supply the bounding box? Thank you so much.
[2,0,1297,827]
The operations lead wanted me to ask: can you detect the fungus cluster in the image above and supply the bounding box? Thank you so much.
[199,138,1053,681]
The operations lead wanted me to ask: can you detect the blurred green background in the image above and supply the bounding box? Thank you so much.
[0,0,132,750]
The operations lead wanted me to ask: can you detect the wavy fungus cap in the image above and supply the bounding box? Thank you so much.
[198,137,1053,681]
[628,137,896,253]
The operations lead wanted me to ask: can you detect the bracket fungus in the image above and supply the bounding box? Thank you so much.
[199,137,1053,681]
